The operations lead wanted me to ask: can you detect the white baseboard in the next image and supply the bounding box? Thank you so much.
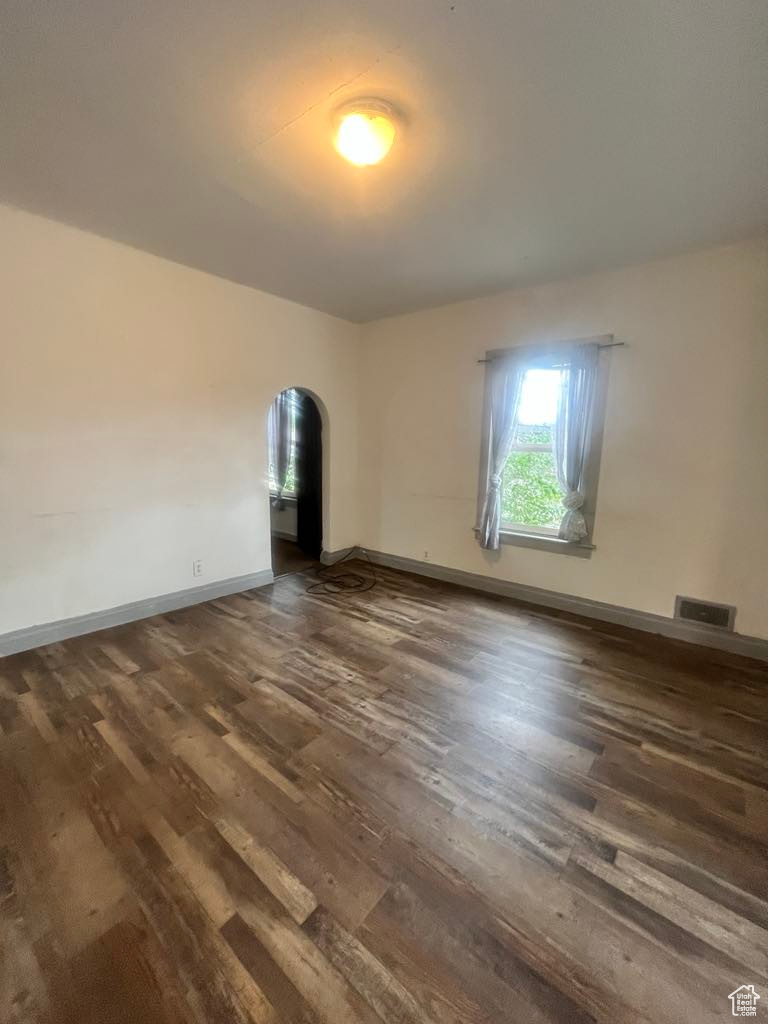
[0,570,274,656]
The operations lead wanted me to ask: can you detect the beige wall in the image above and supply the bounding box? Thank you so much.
[0,204,361,633]
[3,205,766,643]
[358,238,768,640]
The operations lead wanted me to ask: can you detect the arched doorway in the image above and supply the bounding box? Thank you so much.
[267,387,324,577]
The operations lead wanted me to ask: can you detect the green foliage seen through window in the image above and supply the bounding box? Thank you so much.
[501,422,563,530]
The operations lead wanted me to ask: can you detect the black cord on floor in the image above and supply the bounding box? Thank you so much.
[305,547,377,596]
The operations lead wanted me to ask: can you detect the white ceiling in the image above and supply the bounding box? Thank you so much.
[1,0,766,321]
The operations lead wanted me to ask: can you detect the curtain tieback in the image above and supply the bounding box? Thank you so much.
[489,473,502,491]
[563,490,584,511]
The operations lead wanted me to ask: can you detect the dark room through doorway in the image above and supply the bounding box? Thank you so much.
[268,387,323,577]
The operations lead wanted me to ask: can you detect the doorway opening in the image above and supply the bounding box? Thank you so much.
[268,387,323,578]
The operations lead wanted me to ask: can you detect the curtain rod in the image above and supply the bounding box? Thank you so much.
[477,341,624,364]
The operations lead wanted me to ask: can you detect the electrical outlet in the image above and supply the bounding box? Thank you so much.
[192,559,203,578]
[423,550,429,561]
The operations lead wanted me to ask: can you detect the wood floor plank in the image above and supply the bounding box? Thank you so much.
[302,904,430,1024]
[43,916,197,1024]
[211,811,318,925]
[568,845,768,979]
[1,561,766,1023]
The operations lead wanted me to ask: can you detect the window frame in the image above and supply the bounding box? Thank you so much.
[474,335,613,558]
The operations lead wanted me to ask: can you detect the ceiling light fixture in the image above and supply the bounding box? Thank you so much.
[333,99,397,167]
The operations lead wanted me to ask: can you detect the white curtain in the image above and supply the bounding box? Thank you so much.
[554,343,599,541]
[478,353,526,550]
[268,390,293,509]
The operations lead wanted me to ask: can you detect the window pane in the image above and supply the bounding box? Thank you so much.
[515,423,554,446]
[284,450,297,493]
[518,369,561,425]
[500,368,563,530]
[501,449,563,530]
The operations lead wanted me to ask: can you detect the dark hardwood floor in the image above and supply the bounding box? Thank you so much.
[271,537,318,578]
[1,562,766,1023]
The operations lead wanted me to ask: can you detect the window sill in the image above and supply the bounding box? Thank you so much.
[472,527,594,559]
[270,493,298,507]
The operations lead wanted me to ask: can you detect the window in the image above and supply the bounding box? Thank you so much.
[268,388,299,497]
[476,338,611,556]
[501,369,563,534]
